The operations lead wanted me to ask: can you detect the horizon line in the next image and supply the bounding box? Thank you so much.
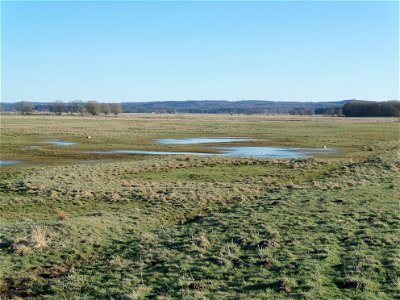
[1,99,399,104]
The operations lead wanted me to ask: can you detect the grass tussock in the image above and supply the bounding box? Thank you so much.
[12,225,48,256]
[30,225,48,249]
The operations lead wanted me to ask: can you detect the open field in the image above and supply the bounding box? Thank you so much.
[0,114,399,299]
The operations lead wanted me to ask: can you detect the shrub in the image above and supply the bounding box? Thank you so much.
[85,101,101,116]
[111,103,123,115]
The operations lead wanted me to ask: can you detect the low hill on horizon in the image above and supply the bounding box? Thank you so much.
[120,99,352,114]
[1,99,385,115]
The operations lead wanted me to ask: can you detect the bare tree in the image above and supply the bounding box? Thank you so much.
[18,101,33,115]
[49,100,65,115]
[85,101,101,116]
[101,103,112,115]
[77,103,86,116]
[111,103,123,115]
[67,101,80,115]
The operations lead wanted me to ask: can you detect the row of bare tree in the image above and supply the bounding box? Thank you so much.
[16,101,123,116]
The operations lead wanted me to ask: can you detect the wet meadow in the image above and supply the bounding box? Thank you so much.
[0,114,399,299]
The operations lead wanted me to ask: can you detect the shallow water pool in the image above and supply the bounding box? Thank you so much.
[0,160,22,166]
[215,146,335,158]
[90,146,335,158]
[44,140,79,146]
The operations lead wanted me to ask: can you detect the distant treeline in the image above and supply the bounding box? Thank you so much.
[1,99,398,116]
[1,100,349,115]
[342,101,400,117]
[2,101,123,116]
[119,100,349,115]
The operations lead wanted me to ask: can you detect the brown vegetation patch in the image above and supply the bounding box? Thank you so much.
[257,240,280,249]
[188,281,205,291]
[276,278,293,293]
[56,210,67,220]
[336,279,366,290]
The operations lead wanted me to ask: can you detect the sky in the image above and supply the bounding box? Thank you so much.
[1,1,399,102]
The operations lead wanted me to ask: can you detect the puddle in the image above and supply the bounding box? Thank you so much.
[0,160,22,166]
[44,140,78,146]
[215,147,335,158]
[155,137,255,144]
[37,136,334,159]
[91,150,212,156]
[89,147,335,158]
[154,137,335,158]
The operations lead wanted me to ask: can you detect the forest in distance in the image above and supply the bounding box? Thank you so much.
[1,99,399,117]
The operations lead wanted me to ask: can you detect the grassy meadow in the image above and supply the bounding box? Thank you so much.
[0,114,399,299]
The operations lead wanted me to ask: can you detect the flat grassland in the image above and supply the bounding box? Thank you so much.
[0,114,399,299]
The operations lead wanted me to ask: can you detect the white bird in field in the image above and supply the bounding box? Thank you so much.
[323,146,327,149]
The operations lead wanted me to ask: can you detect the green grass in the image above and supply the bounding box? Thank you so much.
[0,114,399,299]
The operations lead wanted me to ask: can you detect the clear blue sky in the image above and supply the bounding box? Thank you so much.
[1,1,398,102]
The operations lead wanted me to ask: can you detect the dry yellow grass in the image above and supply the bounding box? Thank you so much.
[13,244,31,256]
[30,225,48,249]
